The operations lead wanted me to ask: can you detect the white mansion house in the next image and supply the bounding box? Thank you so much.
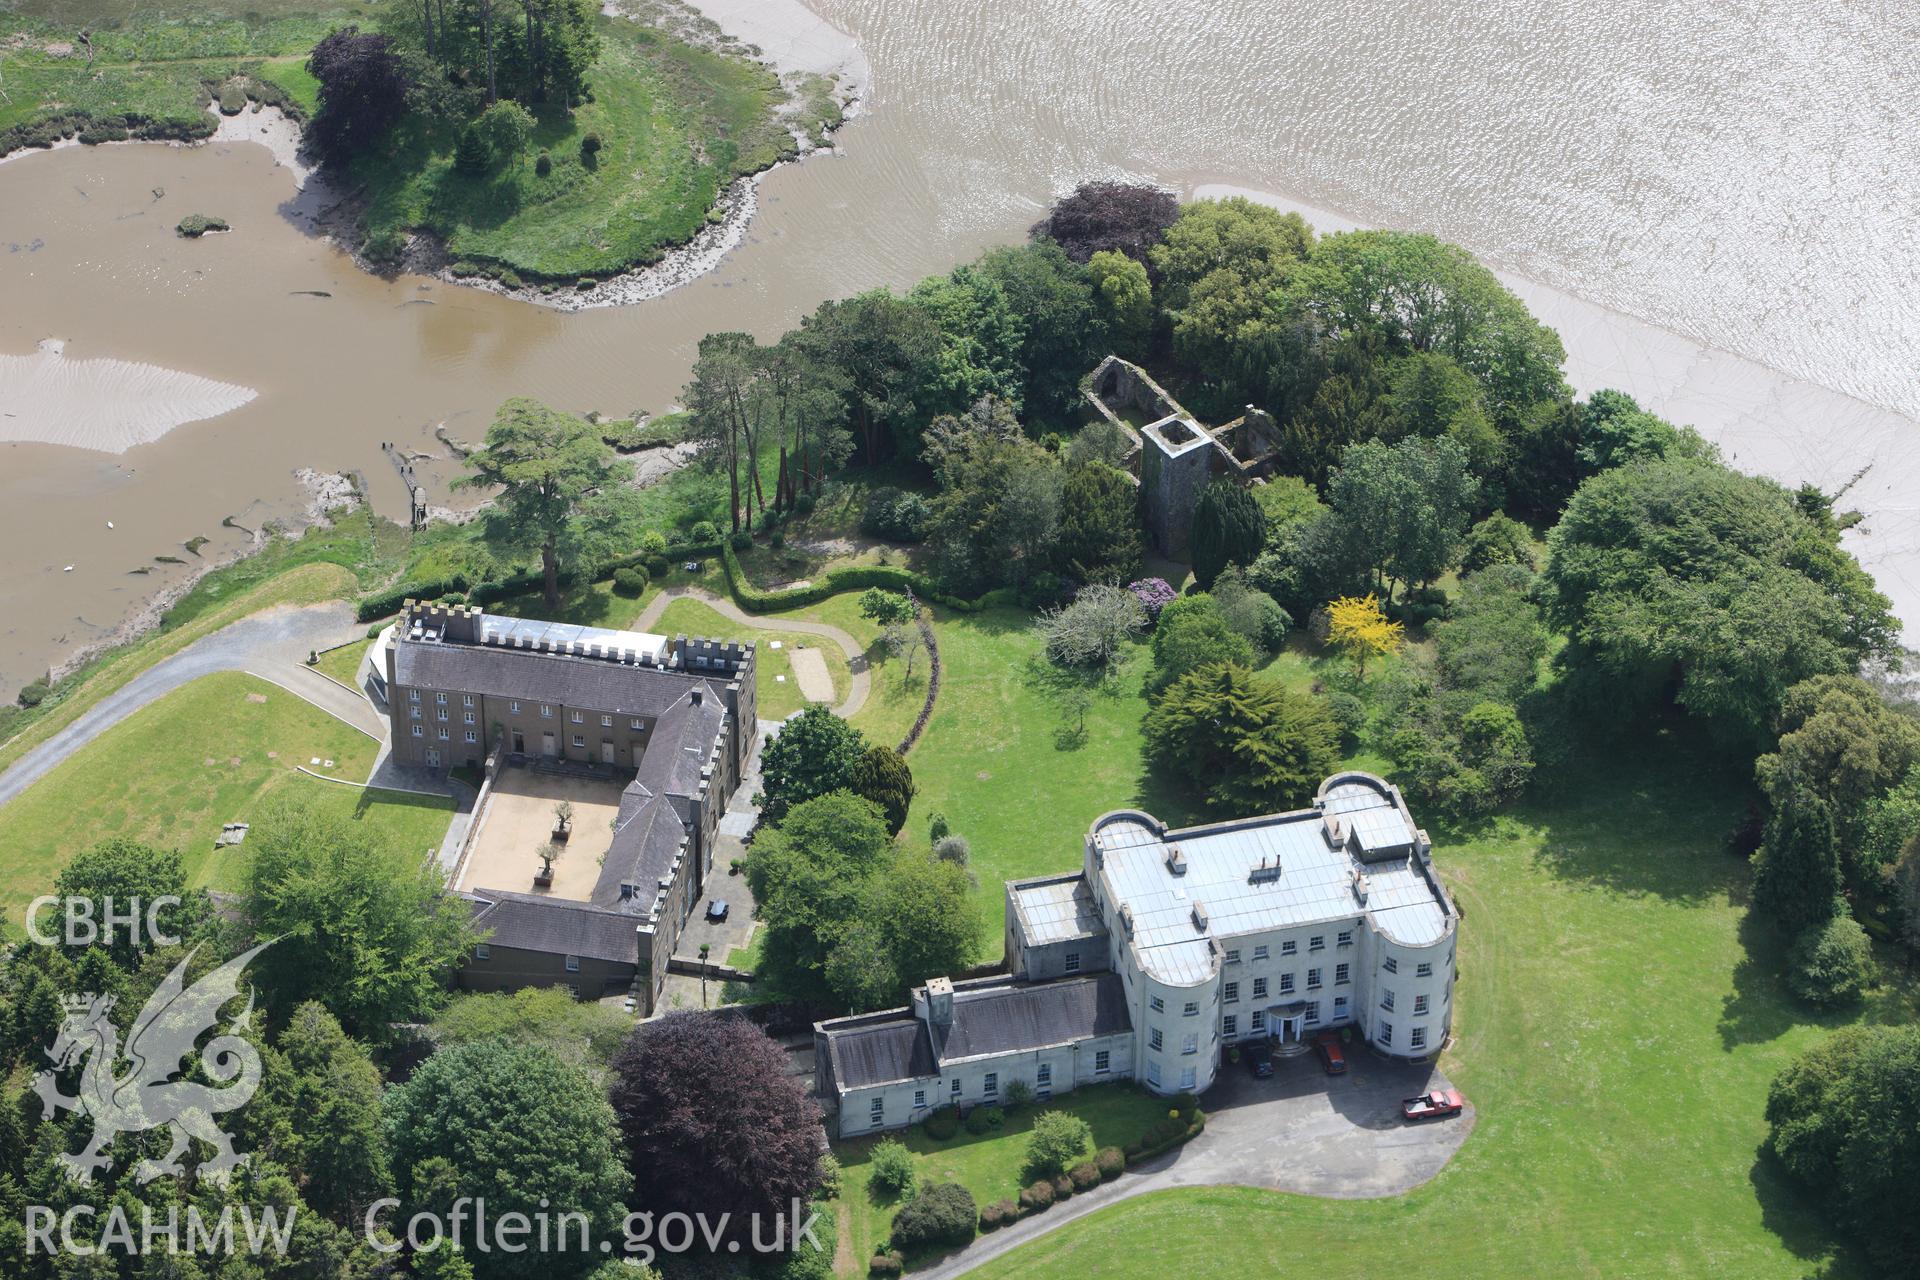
[814,772,1458,1136]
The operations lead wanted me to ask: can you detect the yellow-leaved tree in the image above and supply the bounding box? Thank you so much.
[1326,594,1404,678]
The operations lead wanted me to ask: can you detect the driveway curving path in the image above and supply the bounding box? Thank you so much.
[911,1051,1475,1279]
[632,586,870,719]
[0,602,377,810]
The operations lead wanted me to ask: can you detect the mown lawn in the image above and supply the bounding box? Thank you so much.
[963,732,1919,1280]
[353,16,788,279]
[312,635,374,688]
[833,1083,1172,1269]
[0,671,453,928]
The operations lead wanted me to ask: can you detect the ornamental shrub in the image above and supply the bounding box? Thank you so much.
[612,566,649,597]
[732,530,753,552]
[1095,1147,1125,1180]
[691,520,720,545]
[1128,576,1177,623]
[1069,1161,1101,1191]
[889,1181,977,1250]
[1052,1173,1073,1200]
[867,1139,917,1197]
[795,491,817,515]
[1002,1079,1033,1110]
[923,1105,959,1141]
[1018,1180,1055,1213]
[1024,1110,1093,1179]
[868,1252,902,1276]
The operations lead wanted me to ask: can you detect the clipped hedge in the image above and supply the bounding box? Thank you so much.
[1126,1111,1206,1165]
[868,1251,903,1276]
[979,1198,1017,1231]
[357,542,724,622]
[1068,1160,1101,1192]
[1017,1180,1055,1214]
[720,543,990,615]
[1094,1146,1125,1181]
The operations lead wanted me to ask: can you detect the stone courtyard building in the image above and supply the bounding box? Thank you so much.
[377,599,756,1013]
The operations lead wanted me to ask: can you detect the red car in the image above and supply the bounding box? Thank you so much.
[1402,1089,1465,1121]
[1313,1031,1347,1074]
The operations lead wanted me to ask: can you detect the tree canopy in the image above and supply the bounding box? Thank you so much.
[386,1039,631,1278]
[1031,181,1179,264]
[1765,1024,1920,1272]
[1143,662,1340,814]
[1543,457,1896,743]
[1190,480,1267,590]
[459,397,635,611]
[243,794,475,1037]
[610,1013,824,1251]
[306,27,411,164]
[758,704,870,824]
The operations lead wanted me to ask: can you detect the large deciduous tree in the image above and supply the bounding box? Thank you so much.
[458,397,634,611]
[53,837,210,966]
[1031,181,1179,264]
[745,791,895,1005]
[1284,229,1568,426]
[386,1039,631,1277]
[307,27,412,164]
[242,795,475,1037]
[1543,457,1896,744]
[610,1013,824,1252]
[1765,1024,1920,1274]
[1321,435,1477,603]
[757,704,869,825]
[1143,662,1340,814]
[795,291,942,464]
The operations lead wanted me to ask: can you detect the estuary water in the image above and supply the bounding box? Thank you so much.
[0,0,1915,694]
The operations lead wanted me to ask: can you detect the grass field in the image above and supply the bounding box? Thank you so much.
[352,16,788,280]
[832,1084,1171,1268]
[0,670,453,927]
[959,731,1918,1280]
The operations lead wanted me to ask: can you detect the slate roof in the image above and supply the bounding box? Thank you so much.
[393,641,716,720]
[818,974,1131,1091]
[634,684,726,799]
[932,973,1131,1063]
[466,890,647,965]
[823,1017,938,1090]
[591,792,689,913]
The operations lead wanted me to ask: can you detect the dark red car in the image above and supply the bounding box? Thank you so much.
[1313,1030,1347,1074]
[1401,1089,1465,1121]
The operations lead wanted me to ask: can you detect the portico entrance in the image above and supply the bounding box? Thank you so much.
[1267,1001,1311,1056]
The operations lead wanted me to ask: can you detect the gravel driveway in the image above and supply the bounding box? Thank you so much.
[913,1049,1475,1278]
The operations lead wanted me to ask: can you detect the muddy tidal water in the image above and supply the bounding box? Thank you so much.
[2,0,1916,693]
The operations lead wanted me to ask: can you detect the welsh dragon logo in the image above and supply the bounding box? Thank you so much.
[33,941,273,1186]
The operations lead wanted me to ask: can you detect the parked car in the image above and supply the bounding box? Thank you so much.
[1401,1090,1465,1121]
[705,899,730,923]
[1313,1030,1347,1074]
[1245,1042,1274,1078]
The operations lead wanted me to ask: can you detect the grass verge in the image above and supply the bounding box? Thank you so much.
[0,671,453,927]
